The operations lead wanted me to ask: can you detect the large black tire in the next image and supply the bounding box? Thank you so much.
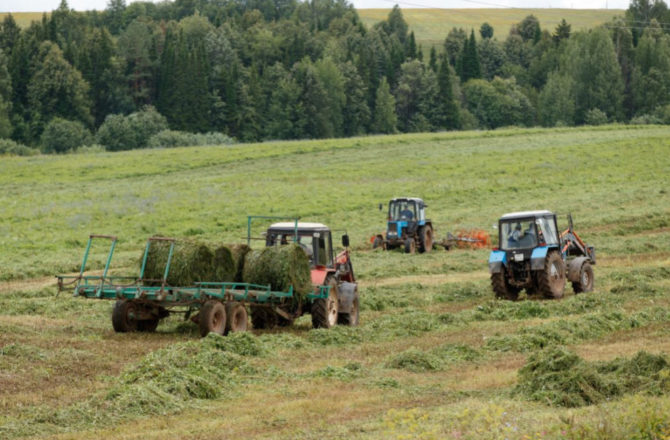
[250,306,277,329]
[538,251,566,299]
[419,225,433,253]
[338,295,359,326]
[112,300,138,332]
[572,262,594,293]
[491,272,520,301]
[404,238,416,254]
[312,277,339,329]
[137,318,159,332]
[225,302,248,334]
[199,300,226,337]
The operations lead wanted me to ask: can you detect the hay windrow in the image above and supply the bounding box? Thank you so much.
[242,244,312,299]
[516,346,670,407]
[141,238,236,286]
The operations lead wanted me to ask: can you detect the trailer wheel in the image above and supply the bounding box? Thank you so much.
[419,225,433,253]
[312,277,339,329]
[137,319,159,332]
[538,251,566,299]
[491,272,520,301]
[404,238,416,254]
[225,302,248,334]
[250,306,277,329]
[112,300,138,332]
[572,262,594,293]
[199,300,226,337]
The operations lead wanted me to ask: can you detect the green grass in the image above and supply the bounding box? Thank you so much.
[358,8,624,49]
[1,125,670,439]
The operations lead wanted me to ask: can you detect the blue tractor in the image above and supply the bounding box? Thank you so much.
[488,211,596,300]
[372,197,434,253]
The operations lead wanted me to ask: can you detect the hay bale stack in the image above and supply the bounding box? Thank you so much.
[142,239,236,286]
[242,244,312,299]
[229,244,251,282]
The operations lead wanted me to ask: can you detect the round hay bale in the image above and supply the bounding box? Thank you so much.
[242,244,312,300]
[229,244,251,282]
[141,239,235,286]
[213,246,235,283]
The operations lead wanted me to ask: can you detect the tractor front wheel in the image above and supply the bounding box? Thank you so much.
[491,272,520,301]
[538,251,566,299]
[338,296,359,326]
[404,238,416,254]
[419,225,433,253]
[199,300,226,337]
[225,302,248,334]
[312,277,339,329]
[112,300,138,332]
[572,262,594,294]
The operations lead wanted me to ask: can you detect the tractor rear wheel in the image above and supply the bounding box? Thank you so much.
[225,302,248,334]
[404,238,416,254]
[250,306,277,329]
[538,251,566,299]
[572,262,594,293]
[491,272,520,301]
[312,277,339,329]
[199,300,226,337]
[112,300,138,332]
[419,225,433,253]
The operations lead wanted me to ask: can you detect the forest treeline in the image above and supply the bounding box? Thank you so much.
[0,0,669,154]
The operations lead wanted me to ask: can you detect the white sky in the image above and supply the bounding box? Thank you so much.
[1,0,629,13]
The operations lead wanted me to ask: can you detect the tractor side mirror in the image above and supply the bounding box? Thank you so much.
[378,203,383,211]
[342,234,350,247]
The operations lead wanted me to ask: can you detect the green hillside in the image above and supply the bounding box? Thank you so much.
[358,8,624,49]
[1,126,670,439]
[0,12,45,27]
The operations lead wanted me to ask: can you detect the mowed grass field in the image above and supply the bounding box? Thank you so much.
[0,12,45,27]
[358,8,624,49]
[1,125,670,439]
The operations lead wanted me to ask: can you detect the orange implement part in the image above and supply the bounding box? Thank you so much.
[453,229,491,249]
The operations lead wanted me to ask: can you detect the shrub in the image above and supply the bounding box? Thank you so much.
[0,138,38,156]
[584,108,608,125]
[147,130,233,148]
[97,106,168,151]
[41,118,92,153]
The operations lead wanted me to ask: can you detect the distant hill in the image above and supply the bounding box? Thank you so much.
[357,8,624,50]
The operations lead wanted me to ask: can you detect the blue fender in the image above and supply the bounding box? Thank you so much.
[488,250,506,274]
[531,246,550,270]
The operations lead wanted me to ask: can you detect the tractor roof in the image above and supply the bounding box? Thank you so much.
[267,222,330,232]
[391,197,425,204]
[500,210,555,220]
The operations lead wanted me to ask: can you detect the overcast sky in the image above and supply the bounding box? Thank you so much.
[1,0,629,13]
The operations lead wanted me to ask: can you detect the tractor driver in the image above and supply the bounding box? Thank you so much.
[508,223,522,243]
[400,205,414,220]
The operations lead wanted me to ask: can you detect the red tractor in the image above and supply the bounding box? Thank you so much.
[257,221,359,329]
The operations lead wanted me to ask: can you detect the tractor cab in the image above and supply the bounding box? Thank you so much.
[498,211,560,253]
[266,222,335,268]
[386,197,428,240]
[265,222,354,286]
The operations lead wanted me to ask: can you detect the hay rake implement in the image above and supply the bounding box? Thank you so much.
[57,234,332,337]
